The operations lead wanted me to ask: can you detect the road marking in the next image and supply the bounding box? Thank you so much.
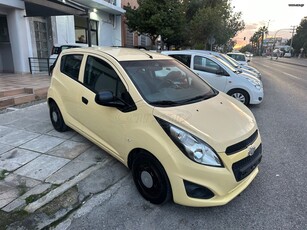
[283,72,301,80]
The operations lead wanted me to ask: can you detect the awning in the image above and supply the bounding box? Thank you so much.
[71,0,125,15]
[24,0,86,17]
[23,0,125,17]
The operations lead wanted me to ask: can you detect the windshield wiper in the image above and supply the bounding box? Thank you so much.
[178,94,215,104]
[150,100,179,106]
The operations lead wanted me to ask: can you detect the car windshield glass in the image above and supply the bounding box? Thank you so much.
[120,59,217,107]
[214,56,237,72]
[220,54,240,68]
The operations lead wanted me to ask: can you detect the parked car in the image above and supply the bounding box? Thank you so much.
[190,50,262,80]
[162,50,263,105]
[49,43,88,66]
[48,47,262,207]
[227,52,250,65]
[284,52,291,58]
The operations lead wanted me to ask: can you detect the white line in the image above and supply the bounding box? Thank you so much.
[283,72,301,80]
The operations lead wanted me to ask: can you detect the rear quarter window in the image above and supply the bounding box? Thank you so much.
[60,54,83,80]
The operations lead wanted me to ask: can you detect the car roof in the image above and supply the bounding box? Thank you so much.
[162,50,215,57]
[61,46,173,61]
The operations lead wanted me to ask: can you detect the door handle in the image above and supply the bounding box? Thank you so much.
[82,97,88,105]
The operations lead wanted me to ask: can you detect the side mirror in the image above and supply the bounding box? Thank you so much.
[247,59,250,62]
[95,91,120,106]
[95,91,136,112]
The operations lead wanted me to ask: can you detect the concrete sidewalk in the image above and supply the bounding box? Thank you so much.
[0,73,50,110]
[0,102,129,228]
[267,56,307,67]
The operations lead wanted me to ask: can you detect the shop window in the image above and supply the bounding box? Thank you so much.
[75,16,98,45]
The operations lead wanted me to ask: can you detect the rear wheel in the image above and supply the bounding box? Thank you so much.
[228,89,250,105]
[132,152,171,204]
[49,101,68,132]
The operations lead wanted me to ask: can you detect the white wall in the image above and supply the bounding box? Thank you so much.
[90,11,122,46]
[53,16,76,44]
[6,9,30,73]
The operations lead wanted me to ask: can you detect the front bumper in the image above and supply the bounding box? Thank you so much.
[249,87,264,104]
[167,133,262,207]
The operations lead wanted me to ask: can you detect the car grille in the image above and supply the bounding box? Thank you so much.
[225,130,258,155]
[232,144,262,182]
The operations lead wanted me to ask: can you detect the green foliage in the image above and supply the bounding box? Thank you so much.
[292,17,307,56]
[0,170,8,180]
[124,0,185,48]
[240,44,253,53]
[124,0,245,49]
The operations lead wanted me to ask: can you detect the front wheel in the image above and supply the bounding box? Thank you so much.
[227,89,250,105]
[49,101,68,132]
[132,152,172,204]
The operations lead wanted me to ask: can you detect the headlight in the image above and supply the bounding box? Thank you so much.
[155,117,222,167]
[247,78,262,90]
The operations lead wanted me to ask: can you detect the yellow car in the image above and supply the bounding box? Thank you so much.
[47,47,262,207]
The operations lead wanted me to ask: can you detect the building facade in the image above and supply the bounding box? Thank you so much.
[121,0,152,49]
[0,0,125,74]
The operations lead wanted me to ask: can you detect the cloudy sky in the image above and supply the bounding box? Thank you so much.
[231,0,306,47]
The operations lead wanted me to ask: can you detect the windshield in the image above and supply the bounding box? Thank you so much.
[120,59,217,107]
[213,56,237,72]
[219,53,240,68]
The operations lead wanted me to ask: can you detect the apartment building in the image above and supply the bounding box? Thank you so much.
[0,0,125,73]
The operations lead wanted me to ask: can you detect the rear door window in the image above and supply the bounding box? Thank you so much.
[60,54,83,80]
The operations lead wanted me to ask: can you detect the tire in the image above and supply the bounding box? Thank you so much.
[49,101,68,132]
[132,152,172,204]
[228,89,250,105]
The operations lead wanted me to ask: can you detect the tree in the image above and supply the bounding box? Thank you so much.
[186,0,245,49]
[250,27,268,56]
[292,17,307,56]
[124,0,185,49]
[124,0,245,50]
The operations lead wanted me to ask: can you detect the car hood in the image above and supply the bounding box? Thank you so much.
[153,93,257,153]
[238,71,261,82]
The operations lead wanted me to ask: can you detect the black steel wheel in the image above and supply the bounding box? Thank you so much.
[49,101,68,132]
[228,89,250,105]
[132,152,171,204]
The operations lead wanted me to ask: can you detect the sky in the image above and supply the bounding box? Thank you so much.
[231,0,307,48]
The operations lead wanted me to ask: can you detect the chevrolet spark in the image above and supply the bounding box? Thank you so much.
[47,47,262,207]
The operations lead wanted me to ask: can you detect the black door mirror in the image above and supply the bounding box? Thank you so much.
[95,91,119,106]
[95,91,136,112]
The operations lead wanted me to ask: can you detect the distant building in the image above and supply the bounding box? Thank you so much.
[262,37,290,55]
[121,0,153,50]
[0,0,125,74]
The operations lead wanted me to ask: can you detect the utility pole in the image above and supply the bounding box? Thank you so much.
[289,26,296,57]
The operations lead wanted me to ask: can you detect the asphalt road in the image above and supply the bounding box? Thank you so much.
[55,58,307,230]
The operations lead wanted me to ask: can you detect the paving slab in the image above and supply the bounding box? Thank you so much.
[0,183,20,208]
[6,118,39,129]
[2,183,52,212]
[0,125,18,137]
[75,145,112,163]
[45,160,95,184]
[4,173,41,188]
[46,140,92,159]
[24,121,54,134]
[20,135,65,153]
[0,148,40,171]
[47,129,77,139]
[0,130,40,146]
[14,155,70,181]
[0,143,14,155]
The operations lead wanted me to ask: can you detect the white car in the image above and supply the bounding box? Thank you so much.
[227,52,250,66]
[162,50,263,105]
[190,50,262,80]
